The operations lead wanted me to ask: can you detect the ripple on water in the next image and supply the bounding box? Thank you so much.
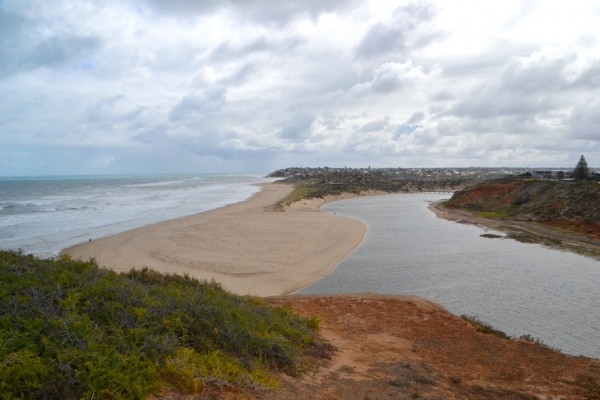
[298,193,600,359]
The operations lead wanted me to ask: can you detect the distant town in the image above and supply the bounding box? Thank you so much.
[269,166,600,181]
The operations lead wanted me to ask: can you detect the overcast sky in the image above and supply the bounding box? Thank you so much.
[1,0,599,175]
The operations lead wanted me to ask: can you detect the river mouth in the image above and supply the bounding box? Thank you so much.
[298,193,600,359]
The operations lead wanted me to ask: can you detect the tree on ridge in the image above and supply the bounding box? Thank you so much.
[573,154,589,180]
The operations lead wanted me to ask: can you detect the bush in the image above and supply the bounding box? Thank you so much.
[513,193,531,206]
[460,315,511,340]
[0,250,319,399]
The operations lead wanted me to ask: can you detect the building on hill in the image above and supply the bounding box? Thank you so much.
[532,170,552,179]
[532,170,574,179]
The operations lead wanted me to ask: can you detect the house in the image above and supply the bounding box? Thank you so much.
[532,170,552,179]
[532,170,573,179]
[553,170,574,179]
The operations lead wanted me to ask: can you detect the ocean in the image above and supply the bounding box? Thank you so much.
[0,174,273,257]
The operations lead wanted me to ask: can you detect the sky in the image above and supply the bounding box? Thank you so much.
[1,0,599,175]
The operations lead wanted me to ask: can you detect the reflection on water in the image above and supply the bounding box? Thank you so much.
[298,193,600,358]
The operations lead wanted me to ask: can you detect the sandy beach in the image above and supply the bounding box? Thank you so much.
[62,183,372,296]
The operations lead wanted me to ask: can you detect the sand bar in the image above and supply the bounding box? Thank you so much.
[62,183,372,296]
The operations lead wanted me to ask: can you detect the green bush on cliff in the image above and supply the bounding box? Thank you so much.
[0,250,319,399]
[275,184,361,207]
[460,315,510,340]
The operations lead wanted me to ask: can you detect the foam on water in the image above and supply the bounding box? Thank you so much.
[0,174,273,256]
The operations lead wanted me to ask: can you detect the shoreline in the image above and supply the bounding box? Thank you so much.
[62,183,388,296]
[430,202,600,260]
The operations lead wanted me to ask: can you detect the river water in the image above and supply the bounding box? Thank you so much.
[298,193,600,359]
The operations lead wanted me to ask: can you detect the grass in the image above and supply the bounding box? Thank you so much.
[274,184,360,208]
[460,315,511,340]
[479,211,510,218]
[0,250,320,399]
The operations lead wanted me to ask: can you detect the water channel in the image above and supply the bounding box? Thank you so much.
[297,193,600,358]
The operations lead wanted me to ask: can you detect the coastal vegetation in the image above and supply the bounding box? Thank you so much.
[274,184,350,207]
[445,178,600,240]
[478,211,510,218]
[460,315,562,352]
[460,315,511,340]
[0,250,321,399]
[271,170,469,208]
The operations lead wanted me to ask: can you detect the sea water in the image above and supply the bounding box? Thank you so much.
[0,174,272,257]
[299,193,600,359]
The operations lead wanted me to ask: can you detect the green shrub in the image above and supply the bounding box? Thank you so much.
[460,315,511,340]
[275,184,359,207]
[161,348,276,392]
[583,215,600,224]
[479,211,509,218]
[0,250,319,399]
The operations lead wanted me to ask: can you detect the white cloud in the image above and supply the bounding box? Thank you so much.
[350,60,431,95]
[1,0,600,175]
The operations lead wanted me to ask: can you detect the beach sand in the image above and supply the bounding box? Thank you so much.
[62,183,372,296]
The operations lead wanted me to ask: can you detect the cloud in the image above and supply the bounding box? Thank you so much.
[0,7,101,77]
[2,0,600,175]
[191,63,255,87]
[276,115,315,142]
[355,1,442,59]
[407,111,425,124]
[208,35,305,62]
[394,124,418,138]
[168,92,226,121]
[568,97,600,140]
[85,95,146,124]
[486,47,600,96]
[143,0,357,23]
[356,118,389,133]
[502,0,538,31]
[131,123,170,144]
[29,36,100,69]
[351,60,429,95]
[392,113,428,141]
[438,47,600,143]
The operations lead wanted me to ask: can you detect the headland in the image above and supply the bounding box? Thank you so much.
[432,179,600,259]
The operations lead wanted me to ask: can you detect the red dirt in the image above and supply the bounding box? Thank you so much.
[446,179,600,240]
[264,294,600,400]
[160,293,600,400]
